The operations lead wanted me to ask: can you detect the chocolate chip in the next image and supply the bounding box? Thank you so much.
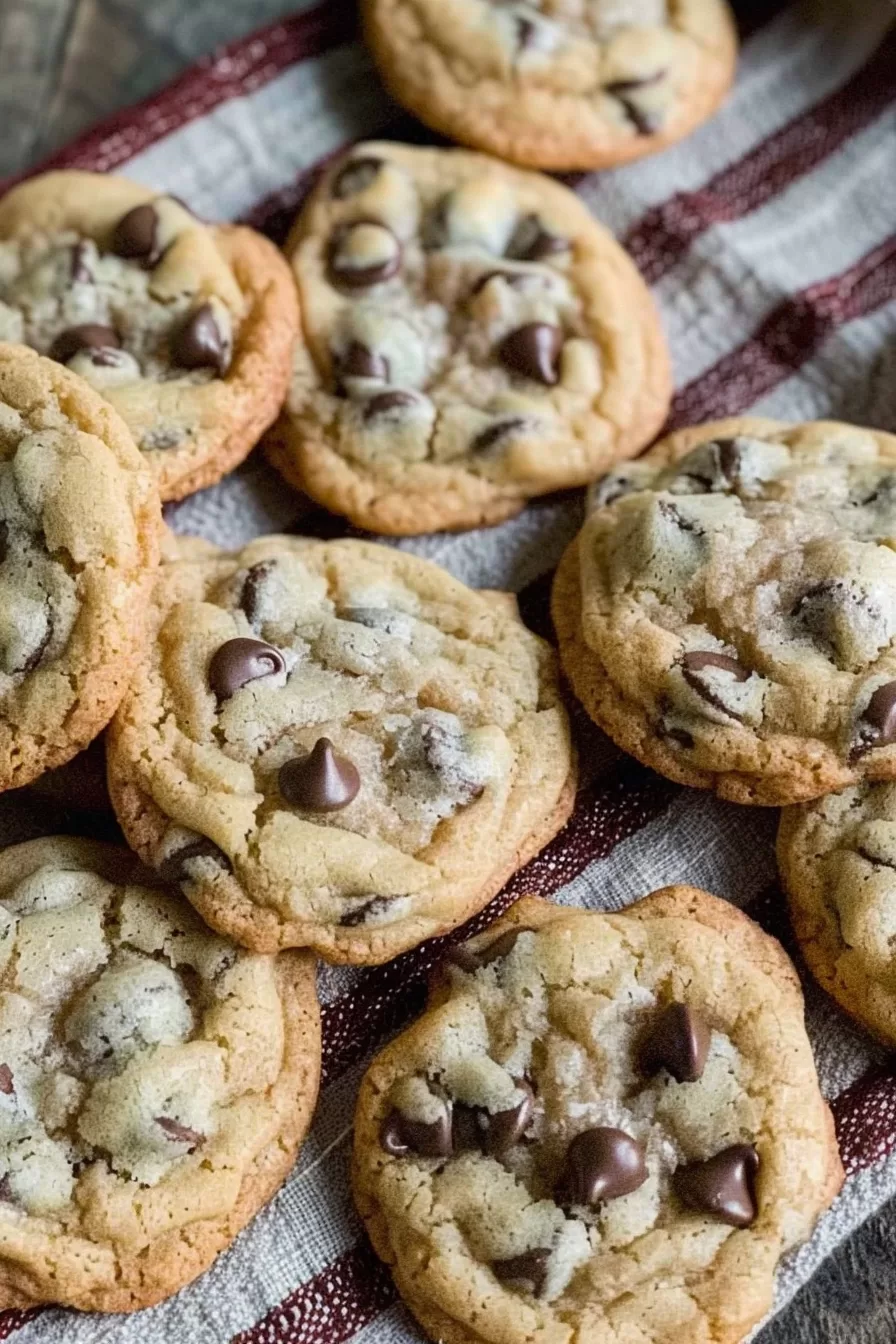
[674,1144,759,1227]
[363,390,420,422]
[640,1002,710,1083]
[675,439,743,492]
[155,1116,205,1151]
[507,214,571,263]
[208,637,285,700]
[380,1106,453,1158]
[332,157,384,199]
[70,241,94,283]
[498,323,563,385]
[606,71,666,136]
[856,682,896,755]
[446,927,531,973]
[171,303,230,374]
[491,1248,551,1297]
[159,837,232,885]
[591,472,638,509]
[279,738,361,812]
[0,1065,14,1096]
[0,1176,13,1204]
[451,1102,482,1151]
[555,1127,648,1207]
[239,560,275,625]
[446,944,484,973]
[791,579,877,667]
[338,342,390,386]
[111,203,161,266]
[659,723,695,750]
[516,16,538,50]
[327,221,402,290]
[470,417,529,455]
[339,896,394,927]
[19,616,53,676]
[484,1079,535,1157]
[680,651,750,719]
[49,323,120,364]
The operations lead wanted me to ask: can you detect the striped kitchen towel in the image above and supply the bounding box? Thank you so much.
[1,0,896,1339]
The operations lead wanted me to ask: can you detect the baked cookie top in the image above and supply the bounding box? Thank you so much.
[362,0,737,171]
[274,142,670,534]
[779,781,896,1046]
[0,342,159,793]
[106,535,575,963]
[0,837,319,1314]
[0,171,299,501]
[353,892,840,1344]
[554,417,896,806]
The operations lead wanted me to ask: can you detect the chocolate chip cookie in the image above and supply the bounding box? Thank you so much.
[553,417,896,807]
[353,890,841,1344]
[0,170,299,501]
[0,836,320,1313]
[361,1,738,171]
[269,142,671,534]
[0,342,159,793]
[779,781,896,1046]
[106,534,575,962]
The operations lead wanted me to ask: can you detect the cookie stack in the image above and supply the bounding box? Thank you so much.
[0,2,872,1339]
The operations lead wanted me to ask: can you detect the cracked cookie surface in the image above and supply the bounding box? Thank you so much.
[0,836,320,1314]
[353,891,841,1344]
[0,170,299,501]
[106,534,575,963]
[361,0,737,170]
[0,342,159,793]
[553,417,896,806]
[271,141,670,534]
[779,781,896,1046]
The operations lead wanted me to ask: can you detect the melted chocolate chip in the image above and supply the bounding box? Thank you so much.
[680,651,750,718]
[507,214,570,263]
[446,926,532,972]
[451,1102,482,1151]
[208,637,285,700]
[660,723,695,750]
[640,1002,710,1083]
[605,71,666,136]
[516,16,538,50]
[156,1116,205,1150]
[498,323,563,385]
[338,342,390,385]
[857,681,896,754]
[49,323,120,364]
[714,439,743,484]
[240,560,276,625]
[491,1248,550,1297]
[555,1127,648,1207]
[110,203,161,266]
[658,499,704,536]
[70,241,93,283]
[674,1144,759,1227]
[380,1106,453,1158]
[171,303,229,374]
[279,738,361,812]
[339,896,394,927]
[471,417,529,454]
[363,390,419,422]
[0,1065,14,1096]
[19,616,53,676]
[159,837,232,885]
[328,221,402,290]
[484,1079,535,1157]
[332,156,384,199]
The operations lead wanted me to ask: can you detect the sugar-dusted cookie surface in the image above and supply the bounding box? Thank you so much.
[362,1,737,171]
[0,837,320,1313]
[270,142,670,534]
[553,417,896,806]
[353,892,841,1344]
[779,781,896,1046]
[0,171,299,501]
[106,535,575,963]
[0,342,159,793]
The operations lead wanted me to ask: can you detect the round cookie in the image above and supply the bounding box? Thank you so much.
[779,781,896,1046]
[106,534,576,962]
[362,0,737,171]
[270,141,671,534]
[0,836,320,1313]
[0,342,159,793]
[353,891,842,1344]
[553,417,896,807]
[0,170,299,502]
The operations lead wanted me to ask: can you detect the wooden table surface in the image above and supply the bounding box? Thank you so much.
[0,2,892,1340]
